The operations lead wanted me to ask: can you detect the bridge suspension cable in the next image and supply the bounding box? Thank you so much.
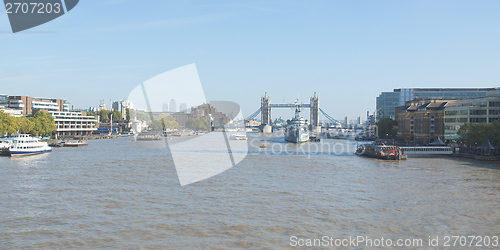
[244,107,261,122]
[319,108,342,125]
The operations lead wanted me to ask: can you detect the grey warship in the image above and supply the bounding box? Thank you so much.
[284,102,310,143]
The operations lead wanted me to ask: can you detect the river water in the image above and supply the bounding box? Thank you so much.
[0,134,499,249]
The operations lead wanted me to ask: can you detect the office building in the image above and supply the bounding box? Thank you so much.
[357,116,363,125]
[169,99,177,112]
[444,90,500,140]
[377,88,495,119]
[0,95,69,115]
[50,111,98,138]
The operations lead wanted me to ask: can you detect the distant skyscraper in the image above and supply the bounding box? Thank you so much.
[344,116,349,125]
[162,103,169,112]
[112,100,134,117]
[169,99,177,112]
[179,103,187,113]
[357,116,363,125]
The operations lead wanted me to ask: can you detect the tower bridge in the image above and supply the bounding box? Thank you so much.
[245,92,342,126]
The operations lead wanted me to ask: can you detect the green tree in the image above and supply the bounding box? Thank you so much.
[97,110,122,121]
[0,110,19,134]
[111,110,122,121]
[185,118,209,131]
[136,111,152,123]
[97,110,111,121]
[30,111,55,136]
[148,114,179,130]
[458,121,500,148]
[376,118,398,139]
[125,108,131,121]
[18,116,34,134]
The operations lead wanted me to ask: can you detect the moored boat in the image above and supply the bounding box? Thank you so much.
[284,102,310,143]
[229,134,247,141]
[136,134,162,141]
[356,141,406,160]
[63,140,88,147]
[8,134,52,157]
[0,138,13,156]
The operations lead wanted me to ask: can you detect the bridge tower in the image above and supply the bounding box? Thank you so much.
[261,92,271,125]
[310,92,319,127]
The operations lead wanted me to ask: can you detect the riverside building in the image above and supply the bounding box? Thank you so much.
[444,90,500,140]
[50,111,98,138]
[377,88,495,119]
[0,95,70,115]
[395,99,456,145]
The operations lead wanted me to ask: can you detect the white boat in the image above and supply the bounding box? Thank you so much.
[229,134,247,141]
[8,134,52,157]
[399,146,453,156]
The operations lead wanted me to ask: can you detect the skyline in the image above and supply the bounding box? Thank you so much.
[1,0,499,120]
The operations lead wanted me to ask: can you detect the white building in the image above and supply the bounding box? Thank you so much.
[50,111,98,138]
[0,106,22,117]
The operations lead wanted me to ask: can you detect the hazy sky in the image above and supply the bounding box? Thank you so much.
[0,0,499,121]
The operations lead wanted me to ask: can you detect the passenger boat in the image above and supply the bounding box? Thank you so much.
[355,141,406,160]
[8,134,52,157]
[229,134,247,141]
[284,102,309,143]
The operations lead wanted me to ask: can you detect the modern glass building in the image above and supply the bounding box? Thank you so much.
[377,88,496,119]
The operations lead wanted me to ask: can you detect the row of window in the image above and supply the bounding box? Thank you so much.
[12,146,42,150]
[402,147,452,152]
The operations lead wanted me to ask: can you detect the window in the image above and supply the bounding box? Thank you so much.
[489,109,500,115]
[489,101,500,107]
[470,110,487,115]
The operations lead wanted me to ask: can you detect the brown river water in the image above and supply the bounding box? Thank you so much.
[0,133,499,249]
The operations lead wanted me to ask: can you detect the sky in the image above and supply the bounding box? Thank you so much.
[0,0,499,121]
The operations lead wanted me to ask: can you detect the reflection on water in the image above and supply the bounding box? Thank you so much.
[0,136,499,248]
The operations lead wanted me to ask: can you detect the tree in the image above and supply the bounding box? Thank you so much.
[148,114,179,130]
[125,108,131,121]
[30,111,55,136]
[18,116,34,134]
[97,110,111,121]
[97,109,122,121]
[458,121,500,149]
[376,118,398,139]
[185,118,209,131]
[0,110,19,134]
